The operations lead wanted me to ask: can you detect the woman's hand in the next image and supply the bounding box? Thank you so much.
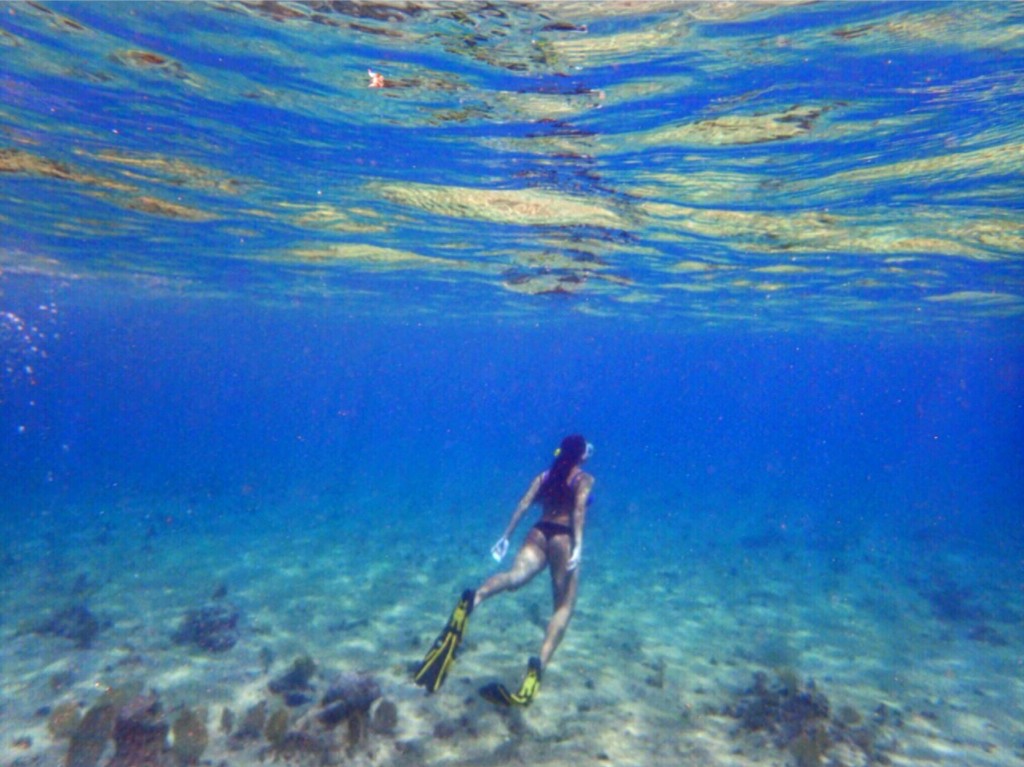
[567,546,582,571]
[491,536,510,562]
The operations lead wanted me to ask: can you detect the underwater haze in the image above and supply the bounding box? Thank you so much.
[1,3,1023,767]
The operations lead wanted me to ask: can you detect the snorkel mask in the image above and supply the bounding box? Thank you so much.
[553,441,595,461]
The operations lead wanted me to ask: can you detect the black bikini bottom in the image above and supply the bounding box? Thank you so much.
[533,520,574,548]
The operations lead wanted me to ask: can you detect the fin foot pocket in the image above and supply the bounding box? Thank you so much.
[479,656,542,707]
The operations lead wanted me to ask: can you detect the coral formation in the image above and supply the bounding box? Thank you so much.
[264,707,290,749]
[49,701,83,739]
[170,604,239,653]
[264,729,331,762]
[57,666,392,767]
[371,699,398,734]
[228,669,391,762]
[789,722,831,767]
[170,707,208,765]
[231,701,267,742]
[728,670,830,744]
[62,688,216,767]
[218,707,234,735]
[268,654,317,694]
[318,671,381,728]
[725,671,896,766]
[261,705,333,763]
[34,604,104,648]
[66,699,117,767]
[107,693,170,767]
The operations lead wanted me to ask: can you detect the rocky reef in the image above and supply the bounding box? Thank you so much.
[32,603,106,648]
[318,670,382,728]
[256,667,386,761]
[725,670,899,766]
[267,654,317,705]
[170,604,239,653]
[56,655,396,767]
[62,685,186,767]
[170,707,208,765]
[106,693,170,767]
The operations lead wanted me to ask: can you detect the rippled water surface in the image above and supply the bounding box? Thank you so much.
[2,1,1022,332]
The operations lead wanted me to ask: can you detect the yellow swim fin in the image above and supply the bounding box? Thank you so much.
[413,589,474,693]
[479,656,542,707]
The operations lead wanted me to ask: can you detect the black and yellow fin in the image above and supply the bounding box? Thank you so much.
[479,656,542,707]
[413,589,474,693]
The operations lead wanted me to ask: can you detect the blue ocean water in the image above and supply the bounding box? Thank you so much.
[1,2,1023,765]
[3,283,1020,553]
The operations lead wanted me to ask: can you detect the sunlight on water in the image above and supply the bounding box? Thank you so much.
[1,1,1022,332]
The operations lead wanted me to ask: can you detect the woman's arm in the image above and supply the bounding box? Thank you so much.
[501,472,545,539]
[568,473,594,570]
[491,473,545,561]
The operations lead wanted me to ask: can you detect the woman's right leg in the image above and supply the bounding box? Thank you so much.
[474,531,547,609]
[538,534,578,669]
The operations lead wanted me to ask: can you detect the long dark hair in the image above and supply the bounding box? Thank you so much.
[537,434,587,509]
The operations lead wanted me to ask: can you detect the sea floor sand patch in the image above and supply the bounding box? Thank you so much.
[2,497,1020,767]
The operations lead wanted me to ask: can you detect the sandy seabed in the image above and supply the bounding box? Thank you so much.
[1,497,1021,767]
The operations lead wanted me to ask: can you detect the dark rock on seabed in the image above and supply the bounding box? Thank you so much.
[318,671,382,727]
[171,604,240,652]
[33,603,105,648]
